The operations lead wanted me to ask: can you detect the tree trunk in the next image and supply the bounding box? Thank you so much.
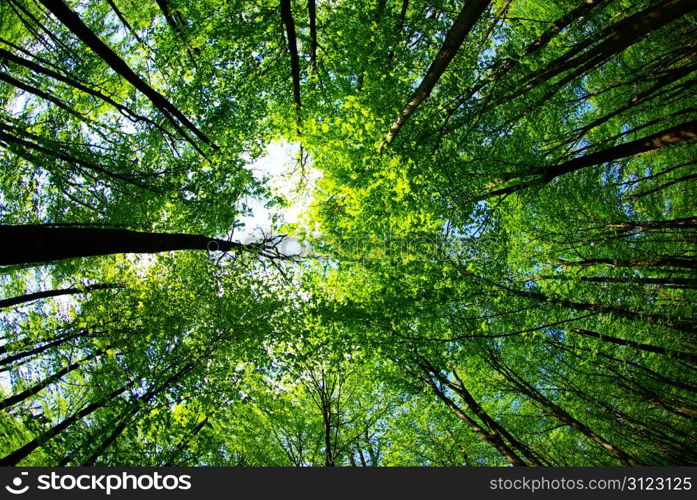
[381,0,491,147]
[0,124,157,191]
[503,0,696,105]
[0,47,168,133]
[0,384,129,466]
[1,349,105,410]
[0,330,85,369]
[104,0,144,44]
[419,367,528,466]
[82,362,194,465]
[308,0,317,70]
[425,361,544,465]
[0,283,121,309]
[523,0,608,56]
[558,257,696,270]
[0,225,251,266]
[164,417,208,466]
[36,0,215,149]
[489,355,642,466]
[482,119,697,198]
[280,0,302,122]
[570,328,697,365]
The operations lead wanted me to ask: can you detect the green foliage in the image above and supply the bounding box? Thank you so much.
[0,0,695,466]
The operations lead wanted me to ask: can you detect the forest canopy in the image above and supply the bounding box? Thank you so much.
[0,0,695,466]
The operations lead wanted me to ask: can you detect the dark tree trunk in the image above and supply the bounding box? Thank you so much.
[489,355,642,466]
[559,257,697,270]
[483,119,697,198]
[1,350,105,410]
[104,0,144,44]
[280,0,302,122]
[421,359,544,465]
[503,0,696,105]
[418,366,528,466]
[0,331,85,369]
[536,275,697,289]
[0,384,128,466]
[164,417,208,466]
[381,0,491,146]
[570,328,697,365]
[82,362,194,465]
[386,0,409,63]
[522,0,609,56]
[308,0,317,70]
[0,225,250,266]
[0,47,169,133]
[607,217,697,231]
[0,124,157,191]
[36,0,215,149]
[0,283,121,309]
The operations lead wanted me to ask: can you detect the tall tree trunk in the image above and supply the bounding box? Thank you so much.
[386,0,409,64]
[1,350,105,410]
[0,71,89,123]
[82,362,194,465]
[503,282,694,333]
[280,0,302,124]
[0,330,85,369]
[0,384,129,466]
[569,328,697,365]
[482,119,697,198]
[164,417,208,466]
[502,0,696,105]
[0,124,158,191]
[308,0,317,70]
[607,217,697,231]
[381,0,491,147]
[421,359,544,465]
[489,354,642,466]
[104,0,144,44]
[522,0,608,56]
[558,257,696,270]
[36,0,215,150]
[536,275,697,289]
[0,225,259,266]
[0,47,170,133]
[418,366,528,466]
[0,283,121,310]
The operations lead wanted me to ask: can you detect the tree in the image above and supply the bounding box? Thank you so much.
[1,0,695,467]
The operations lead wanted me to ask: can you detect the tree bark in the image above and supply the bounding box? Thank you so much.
[82,362,194,465]
[0,124,157,191]
[418,366,528,466]
[489,355,642,466]
[280,0,302,122]
[36,0,215,149]
[0,47,169,133]
[0,384,129,466]
[381,0,491,147]
[0,283,121,309]
[570,328,697,365]
[0,331,85,369]
[308,0,317,70]
[0,225,255,266]
[482,119,697,198]
[1,349,105,410]
[503,0,696,105]
[558,257,696,271]
[421,359,544,465]
[164,417,208,466]
[104,0,144,44]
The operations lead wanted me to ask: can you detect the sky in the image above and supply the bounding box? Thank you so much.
[235,140,320,257]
